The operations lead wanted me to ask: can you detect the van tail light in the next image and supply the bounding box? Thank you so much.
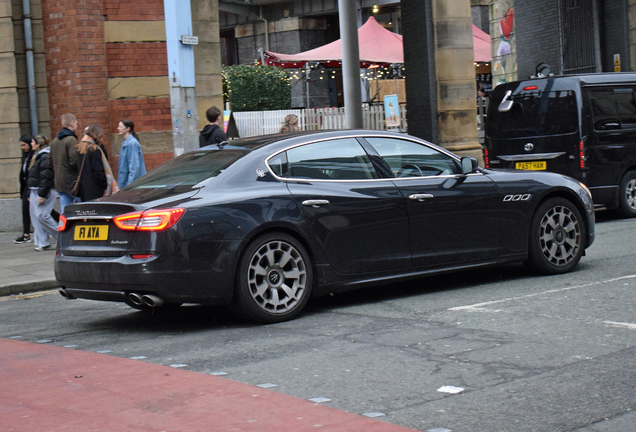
[58,214,68,232]
[113,208,185,232]
[484,147,490,168]
[579,141,585,169]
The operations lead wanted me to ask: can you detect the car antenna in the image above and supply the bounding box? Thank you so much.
[217,140,229,149]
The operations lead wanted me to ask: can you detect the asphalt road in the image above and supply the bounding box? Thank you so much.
[1,210,635,432]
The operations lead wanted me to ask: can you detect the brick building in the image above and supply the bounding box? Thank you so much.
[0,0,222,202]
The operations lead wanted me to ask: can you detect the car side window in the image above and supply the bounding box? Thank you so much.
[365,137,461,177]
[589,87,636,130]
[285,138,378,180]
[267,152,288,177]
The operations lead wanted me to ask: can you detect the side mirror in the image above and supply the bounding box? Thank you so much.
[461,157,478,174]
[498,90,513,112]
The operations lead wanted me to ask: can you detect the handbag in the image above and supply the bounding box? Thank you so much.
[70,152,87,197]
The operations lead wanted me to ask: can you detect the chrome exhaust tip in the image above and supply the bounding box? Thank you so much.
[59,289,70,300]
[128,292,143,306]
[141,294,164,308]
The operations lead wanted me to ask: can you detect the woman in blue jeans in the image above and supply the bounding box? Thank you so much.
[117,119,146,188]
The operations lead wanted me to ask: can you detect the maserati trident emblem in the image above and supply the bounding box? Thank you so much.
[524,143,534,152]
[268,271,280,284]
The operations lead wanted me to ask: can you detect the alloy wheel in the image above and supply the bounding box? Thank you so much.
[625,178,636,210]
[247,240,307,314]
[539,205,581,266]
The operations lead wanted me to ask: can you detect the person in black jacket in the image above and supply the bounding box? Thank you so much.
[27,134,58,251]
[15,135,60,244]
[76,124,107,202]
[199,106,227,147]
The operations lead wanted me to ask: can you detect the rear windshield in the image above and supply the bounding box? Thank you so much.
[127,149,249,191]
[488,88,579,139]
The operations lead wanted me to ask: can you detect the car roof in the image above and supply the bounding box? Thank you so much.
[497,72,636,89]
[207,129,415,153]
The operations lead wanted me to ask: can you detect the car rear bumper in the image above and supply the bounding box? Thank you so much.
[54,248,238,305]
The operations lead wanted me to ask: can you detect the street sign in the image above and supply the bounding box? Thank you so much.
[181,36,198,45]
[614,54,621,72]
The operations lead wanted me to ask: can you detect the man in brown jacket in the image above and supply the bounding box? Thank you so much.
[50,113,79,212]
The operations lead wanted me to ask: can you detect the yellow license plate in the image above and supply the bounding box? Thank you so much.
[74,225,109,241]
[515,161,546,170]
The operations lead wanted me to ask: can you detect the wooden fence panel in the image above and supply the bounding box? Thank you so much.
[233,106,408,138]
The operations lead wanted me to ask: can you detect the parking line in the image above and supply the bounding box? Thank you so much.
[602,321,636,330]
[448,274,636,312]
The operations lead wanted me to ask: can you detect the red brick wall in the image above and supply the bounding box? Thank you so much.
[106,42,168,77]
[103,0,165,20]
[42,0,111,151]
[43,0,171,169]
[108,97,172,132]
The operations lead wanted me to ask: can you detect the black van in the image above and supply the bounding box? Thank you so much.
[485,73,636,217]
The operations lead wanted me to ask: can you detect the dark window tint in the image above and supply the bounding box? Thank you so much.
[589,87,636,130]
[365,137,461,177]
[488,89,578,138]
[128,149,248,190]
[286,138,378,180]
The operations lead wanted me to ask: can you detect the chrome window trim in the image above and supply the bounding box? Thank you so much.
[264,133,467,183]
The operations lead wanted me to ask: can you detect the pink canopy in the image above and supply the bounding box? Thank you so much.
[263,17,491,68]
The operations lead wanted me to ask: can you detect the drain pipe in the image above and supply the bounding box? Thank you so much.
[22,0,38,135]
[257,6,269,51]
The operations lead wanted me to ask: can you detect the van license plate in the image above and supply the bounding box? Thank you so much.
[515,161,546,170]
[74,225,109,241]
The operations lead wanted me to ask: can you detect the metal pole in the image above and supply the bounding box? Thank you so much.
[22,0,38,135]
[338,0,363,129]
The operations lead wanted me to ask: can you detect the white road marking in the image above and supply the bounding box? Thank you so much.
[602,321,636,330]
[448,274,636,312]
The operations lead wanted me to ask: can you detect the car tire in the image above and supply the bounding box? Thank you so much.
[616,171,636,218]
[230,232,313,323]
[527,197,585,275]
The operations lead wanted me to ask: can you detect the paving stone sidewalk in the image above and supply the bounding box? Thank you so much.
[0,232,58,297]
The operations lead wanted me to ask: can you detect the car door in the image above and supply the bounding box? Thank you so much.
[363,136,501,269]
[585,86,636,189]
[271,137,410,275]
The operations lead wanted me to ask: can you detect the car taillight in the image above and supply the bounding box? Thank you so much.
[579,141,585,169]
[58,214,67,232]
[484,147,490,168]
[113,208,185,231]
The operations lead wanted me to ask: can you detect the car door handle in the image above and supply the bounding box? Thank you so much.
[302,199,330,207]
[409,194,434,201]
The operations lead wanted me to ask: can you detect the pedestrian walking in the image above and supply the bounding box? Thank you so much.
[199,106,227,147]
[76,125,108,202]
[280,114,300,133]
[27,134,58,251]
[117,119,146,188]
[50,113,79,213]
[15,135,60,244]
[15,135,34,244]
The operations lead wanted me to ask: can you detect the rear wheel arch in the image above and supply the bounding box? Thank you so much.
[615,169,636,218]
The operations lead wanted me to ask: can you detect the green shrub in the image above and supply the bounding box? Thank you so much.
[223,65,291,112]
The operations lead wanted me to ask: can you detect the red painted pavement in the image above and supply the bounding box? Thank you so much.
[0,339,418,431]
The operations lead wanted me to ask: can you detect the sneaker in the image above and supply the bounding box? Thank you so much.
[14,234,32,244]
[34,245,51,251]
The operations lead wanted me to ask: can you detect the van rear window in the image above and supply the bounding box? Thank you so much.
[488,90,578,139]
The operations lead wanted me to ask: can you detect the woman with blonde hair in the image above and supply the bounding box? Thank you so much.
[27,134,58,251]
[280,114,300,133]
[76,124,107,202]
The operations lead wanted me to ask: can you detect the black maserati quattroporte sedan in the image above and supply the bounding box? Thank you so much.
[55,130,595,323]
